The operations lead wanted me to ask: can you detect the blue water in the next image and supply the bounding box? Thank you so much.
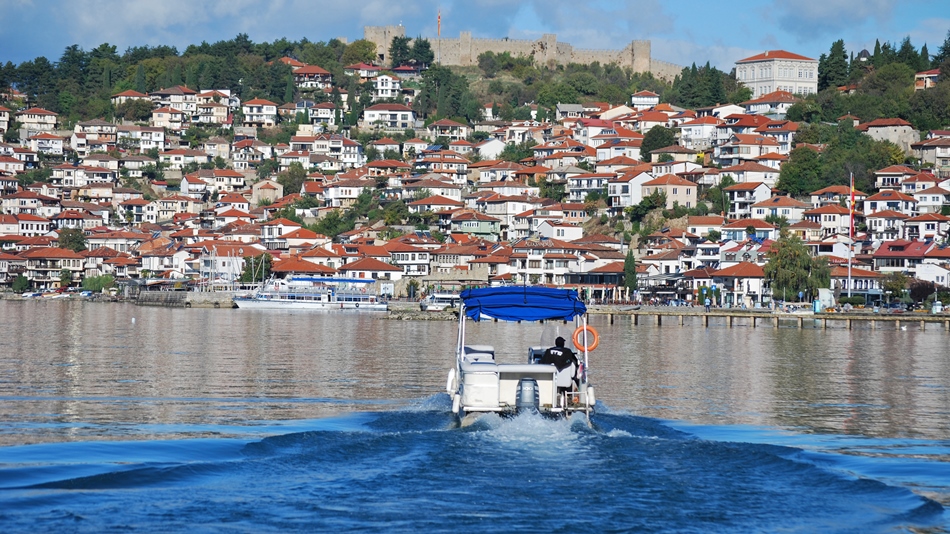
[1,398,946,533]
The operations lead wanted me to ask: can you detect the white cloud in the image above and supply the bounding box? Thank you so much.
[770,0,897,41]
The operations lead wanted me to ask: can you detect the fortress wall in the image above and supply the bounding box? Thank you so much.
[365,26,678,76]
[650,59,684,81]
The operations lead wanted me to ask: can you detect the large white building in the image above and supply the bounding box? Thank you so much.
[735,50,818,97]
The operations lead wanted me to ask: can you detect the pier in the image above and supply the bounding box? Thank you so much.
[586,307,950,331]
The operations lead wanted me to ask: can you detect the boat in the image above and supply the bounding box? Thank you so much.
[419,292,460,311]
[446,286,596,424]
[234,276,388,311]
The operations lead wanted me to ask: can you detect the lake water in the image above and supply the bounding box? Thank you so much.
[1,299,949,532]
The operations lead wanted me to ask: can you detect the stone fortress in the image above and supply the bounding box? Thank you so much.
[363,25,682,80]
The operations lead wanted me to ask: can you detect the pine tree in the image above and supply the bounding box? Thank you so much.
[101,65,111,91]
[135,64,146,93]
[284,74,294,103]
[934,30,950,66]
[623,249,638,295]
[920,43,931,70]
[819,40,849,91]
[896,36,920,71]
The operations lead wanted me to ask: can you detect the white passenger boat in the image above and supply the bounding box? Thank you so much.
[446,286,596,424]
[234,277,388,311]
[419,292,460,311]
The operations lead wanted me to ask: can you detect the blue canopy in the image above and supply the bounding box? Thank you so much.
[460,286,587,322]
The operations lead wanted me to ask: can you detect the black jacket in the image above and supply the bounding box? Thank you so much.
[539,346,578,372]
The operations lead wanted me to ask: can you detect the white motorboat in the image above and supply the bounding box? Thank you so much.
[234,277,388,311]
[419,292,460,311]
[446,286,596,424]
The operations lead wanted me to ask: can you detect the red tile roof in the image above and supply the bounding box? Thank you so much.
[736,50,815,62]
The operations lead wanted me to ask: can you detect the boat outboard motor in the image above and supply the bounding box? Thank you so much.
[515,378,540,413]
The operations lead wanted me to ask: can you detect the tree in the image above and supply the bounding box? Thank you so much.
[240,253,272,283]
[934,30,950,67]
[389,36,412,67]
[409,37,434,67]
[499,140,536,162]
[478,51,499,78]
[764,228,829,302]
[764,214,790,229]
[882,271,909,300]
[276,162,307,197]
[134,64,146,93]
[623,249,637,295]
[776,146,823,196]
[704,175,735,215]
[819,40,849,91]
[12,274,29,292]
[58,228,87,252]
[342,40,377,66]
[59,268,73,287]
[115,99,153,121]
[640,125,676,162]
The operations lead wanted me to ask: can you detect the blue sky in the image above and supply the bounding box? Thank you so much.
[1,0,949,70]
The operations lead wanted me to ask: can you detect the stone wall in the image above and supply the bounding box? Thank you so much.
[364,26,677,78]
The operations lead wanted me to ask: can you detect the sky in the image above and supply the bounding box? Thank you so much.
[1,0,949,71]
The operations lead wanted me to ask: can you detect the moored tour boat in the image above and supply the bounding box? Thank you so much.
[446,286,596,425]
[234,276,388,311]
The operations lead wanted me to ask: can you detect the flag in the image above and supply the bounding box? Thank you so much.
[438,10,441,37]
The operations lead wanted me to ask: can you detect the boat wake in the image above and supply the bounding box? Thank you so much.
[0,403,946,532]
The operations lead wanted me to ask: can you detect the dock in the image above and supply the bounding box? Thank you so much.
[586,307,950,331]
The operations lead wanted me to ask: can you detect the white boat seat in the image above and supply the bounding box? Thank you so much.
[556,363,577,389]
[463,352,495,363]
[460,361,498,374]
[464,345,494,356]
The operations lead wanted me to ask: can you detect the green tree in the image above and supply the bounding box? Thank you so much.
[764,228,829,302]
[819,39,849,91]
[276,163,307,196]
[478,51,499,78]
[342,40,377,66]
[409,37,434,66]
[640,125,676,162]
[389,36,412,67]
[934,30,950,67]
[704,175,735,215]
[882,271,909,300]
[776,146,823,196]
[538,176,567,202]
[499,140,536,162]
[283,74,294,103]
[58,228,87,252]
[115,98,153,121]
[764,214,790,229]
[12,274,29,292]
[240,253,272,283]
[82,275,115,292]
[623,249,638,294]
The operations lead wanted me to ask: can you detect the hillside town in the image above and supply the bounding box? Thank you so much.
[1,40,950,310]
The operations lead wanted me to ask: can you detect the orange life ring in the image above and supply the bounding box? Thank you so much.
[572,325,599,352]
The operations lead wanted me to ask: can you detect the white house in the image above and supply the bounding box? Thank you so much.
[734,50,818,97]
